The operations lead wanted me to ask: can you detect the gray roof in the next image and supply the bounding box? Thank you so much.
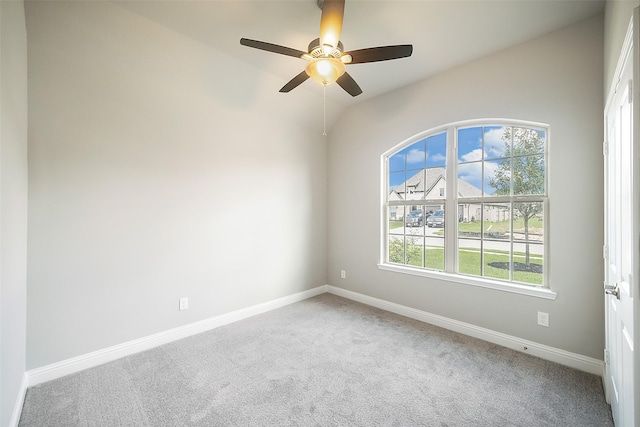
[392,167,482,198]
[457,178,483,198]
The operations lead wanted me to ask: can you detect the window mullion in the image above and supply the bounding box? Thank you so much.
[445,127,457,273]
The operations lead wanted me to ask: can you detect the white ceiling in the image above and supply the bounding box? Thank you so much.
[115,0,604,124]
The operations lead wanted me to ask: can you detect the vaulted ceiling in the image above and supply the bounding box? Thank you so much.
[115,0,604,128]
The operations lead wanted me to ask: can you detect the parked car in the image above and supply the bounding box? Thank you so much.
[405,210,425,227]
[427,209,445,227]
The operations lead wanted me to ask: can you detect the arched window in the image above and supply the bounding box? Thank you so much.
[381,120,549,294]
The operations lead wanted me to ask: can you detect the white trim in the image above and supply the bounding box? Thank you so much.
[22,282,599,399]
[327,285,602,376]
[377,263,557,300]
[9,373,28,427]
[381,119,551,291]
[605,15,634,113]
[26,285,328,386]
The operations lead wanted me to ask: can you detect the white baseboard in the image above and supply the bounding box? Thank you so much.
[24,283,604,392]
[27,285,328,387]
[9,372,28,427]
[327,285,605,376]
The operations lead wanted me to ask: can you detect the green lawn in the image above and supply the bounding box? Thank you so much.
[389,241,543,285]
[458,249,543,285]
[458,218,543,236]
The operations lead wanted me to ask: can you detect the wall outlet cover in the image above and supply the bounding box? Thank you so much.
[537,311,549,327]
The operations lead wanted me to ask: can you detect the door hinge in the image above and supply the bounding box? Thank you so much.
[628,79,633,104]
[603,140,608,156]
[604,349,610,364]
[603,245,609,260]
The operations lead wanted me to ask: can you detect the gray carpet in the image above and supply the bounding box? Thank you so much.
[19,294,613,426]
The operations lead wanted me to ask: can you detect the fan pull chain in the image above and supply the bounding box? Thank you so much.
[323,83,327,136]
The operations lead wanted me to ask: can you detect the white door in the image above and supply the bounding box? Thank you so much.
[604,11,638,427]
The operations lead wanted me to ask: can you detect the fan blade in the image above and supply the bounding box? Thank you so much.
[343,45,413,64]
[336,72,362,97]
[319,0,345,49]
[280,71,310,93]
[240,38,307,59]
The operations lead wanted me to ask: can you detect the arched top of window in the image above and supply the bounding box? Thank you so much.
[381,119,552,299]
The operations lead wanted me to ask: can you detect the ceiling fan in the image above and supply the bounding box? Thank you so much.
[240,0,413,97]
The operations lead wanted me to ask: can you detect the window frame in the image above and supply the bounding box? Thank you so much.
[379,119,556,300]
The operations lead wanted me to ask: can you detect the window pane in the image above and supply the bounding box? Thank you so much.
[512,202,544,285]
[458,204,481,237]
[426,207,445,229]
[483,203,511,239]
[405,206,425,235]
[388,235,404,264]
[513,242,543,285]
[424,204,442,220]
[513,202,544,242]
[458,162,483,197]
[458,127,482,162]
[405,236,424,268]
[389,152,405,172]
[389,206,405,235]
[484,126,509,159]
[485,158,510,196]
[483,240,512,281]
[513,127,545,156]
[426,132,447,167]
[389,172,405,200]
[403,139,426,170]
[458,239,481,276]
[404,169,425,201]
[512,155,545,195]
[425,237,444,271]
[483,202,512,281]
[426,168,446,199]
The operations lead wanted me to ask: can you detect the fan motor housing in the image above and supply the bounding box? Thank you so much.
[308,38,344,58]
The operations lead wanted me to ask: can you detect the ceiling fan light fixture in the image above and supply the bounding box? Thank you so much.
[305,57,346,85]
[240,0,413,98]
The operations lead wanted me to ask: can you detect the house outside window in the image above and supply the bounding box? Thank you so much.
[381,120,548,293]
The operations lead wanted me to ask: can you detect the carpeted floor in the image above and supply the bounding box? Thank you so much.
[19,294,613,426]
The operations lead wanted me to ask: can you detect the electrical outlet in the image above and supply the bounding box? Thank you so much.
[537,311,549,327]
[179,297,189,311]
[340,270,346,279]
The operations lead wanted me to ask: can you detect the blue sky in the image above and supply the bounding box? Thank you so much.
[457,126,507,194]
[388,126,546,195]
[389,132,446,188]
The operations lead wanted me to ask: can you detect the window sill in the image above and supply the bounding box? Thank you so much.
[377,263,557,300]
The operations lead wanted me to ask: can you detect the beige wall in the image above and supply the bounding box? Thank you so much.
[1,0,29,424]
[328,15,605,359]
[25,1,327,369]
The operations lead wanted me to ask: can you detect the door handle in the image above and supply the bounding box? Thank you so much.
[605,284,620,299]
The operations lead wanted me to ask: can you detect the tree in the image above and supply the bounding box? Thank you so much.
[389,236,423,266]
[489,127,545,265]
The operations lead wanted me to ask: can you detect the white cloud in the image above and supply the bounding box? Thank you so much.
[483,127,508,158]
[457,159,504,193]
[457,162,482,183]
[406,148,425,165]
[460,148,483,162]
[429,153,446,163]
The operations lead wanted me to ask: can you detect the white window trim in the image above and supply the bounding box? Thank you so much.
[379,119,556,300]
